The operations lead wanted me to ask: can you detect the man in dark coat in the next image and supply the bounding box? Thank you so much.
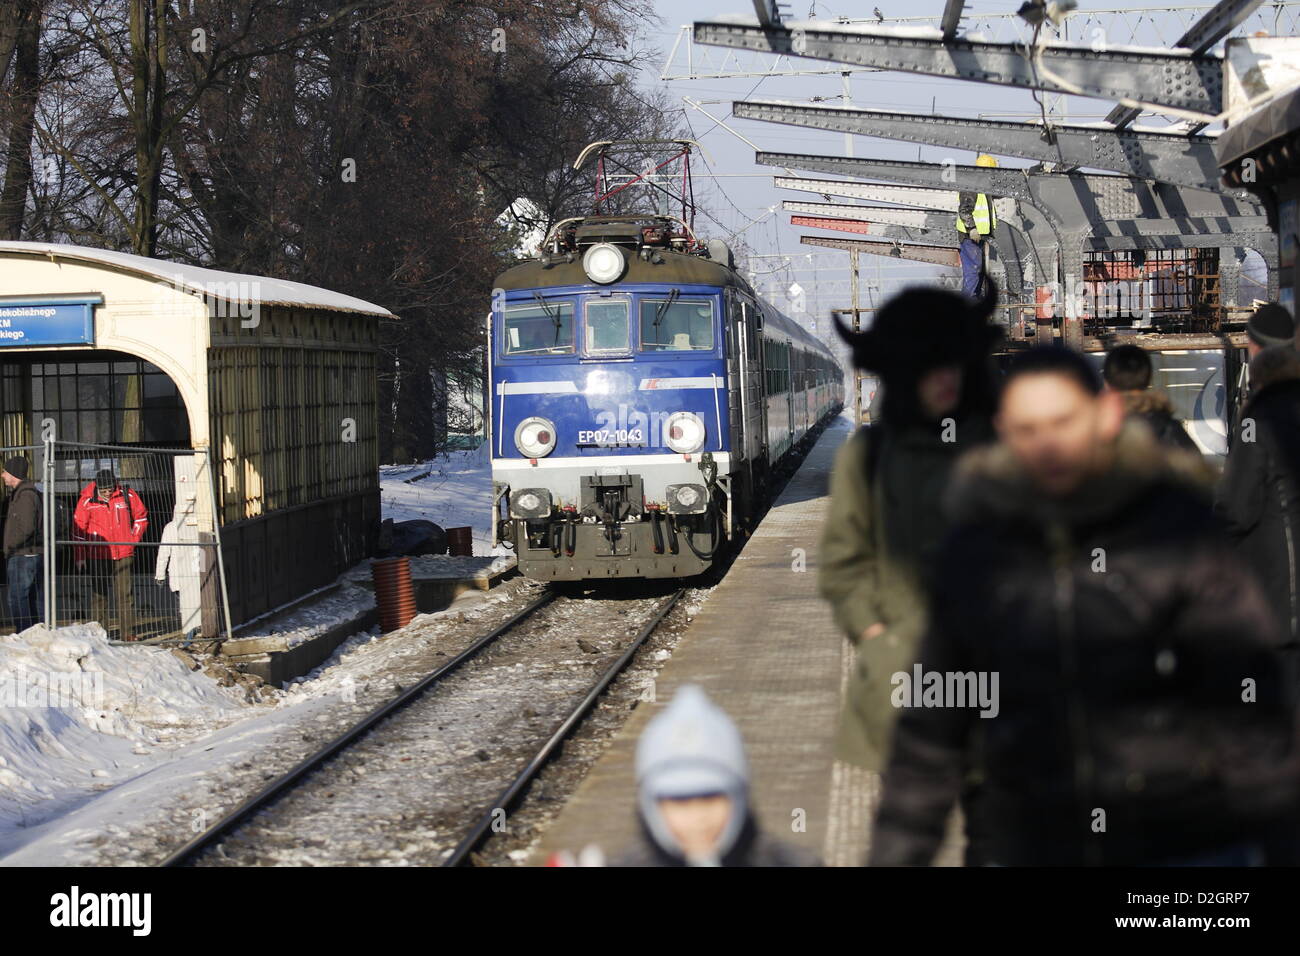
[871,346,1299,866]
[1102,344,1200,453]
[2,456,42,632]
[1217,343,1300,647]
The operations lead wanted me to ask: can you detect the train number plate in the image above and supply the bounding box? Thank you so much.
[577,428,646,447]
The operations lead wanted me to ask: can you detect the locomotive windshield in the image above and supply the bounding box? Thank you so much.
[639,298,714,351]
[585,298,630,354]
[503,298,575,355]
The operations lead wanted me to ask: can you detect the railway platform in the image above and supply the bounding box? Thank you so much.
[531,415,964,866]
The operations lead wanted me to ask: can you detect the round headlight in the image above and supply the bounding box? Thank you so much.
[582,243,626,284]
[663,411,705,454]
[674,485,701,508]
[514,417,557,458]
[517,492,541,512]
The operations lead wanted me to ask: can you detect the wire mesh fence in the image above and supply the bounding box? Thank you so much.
[0,444,44,637]
[0,440,233,644]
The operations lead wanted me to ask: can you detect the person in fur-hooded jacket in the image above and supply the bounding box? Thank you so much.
[870,346,1300,866]
[1102,344,1200,453]
[1217,344,1300,649]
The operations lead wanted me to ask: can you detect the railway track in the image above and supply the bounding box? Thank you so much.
[160,586,684,867]
[441,587,682,866]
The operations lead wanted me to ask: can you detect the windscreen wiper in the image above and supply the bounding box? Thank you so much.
[650,288,680,347]
[532,291,564,347]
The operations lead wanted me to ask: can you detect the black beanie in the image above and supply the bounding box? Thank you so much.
[3,457,28,480]
[1247,303,1295,349]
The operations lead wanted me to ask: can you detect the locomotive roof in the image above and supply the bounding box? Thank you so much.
[494,247,748,293]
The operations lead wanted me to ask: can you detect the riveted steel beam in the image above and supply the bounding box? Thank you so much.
[793,215,968,247]
[1107,0,1265,128]
[790,203,1026,295]
[800,234,962,268]
[693,19,1224,115]
[737,99,1222,191]
[764,151,1278,345]
[791,214,877,234]
[775,176,962,210]
[774,174,1049,288]
[785,196,1253,274]
[786,200,938,229]
[757,151,1264,233]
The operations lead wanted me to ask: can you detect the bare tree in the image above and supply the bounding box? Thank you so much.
[0,0,42,239]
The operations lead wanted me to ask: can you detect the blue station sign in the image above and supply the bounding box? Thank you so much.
[0,296,100,347]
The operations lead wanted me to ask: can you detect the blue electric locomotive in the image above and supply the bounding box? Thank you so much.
[488,211,842,581]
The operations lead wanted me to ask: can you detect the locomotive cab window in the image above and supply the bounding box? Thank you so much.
[584,298,630,355]
[502,298,575,355]
[640,298,714,351]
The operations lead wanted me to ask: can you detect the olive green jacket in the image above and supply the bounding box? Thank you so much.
[818,422,990,769]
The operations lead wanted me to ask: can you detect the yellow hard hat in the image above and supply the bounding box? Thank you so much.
[975,154,998,168]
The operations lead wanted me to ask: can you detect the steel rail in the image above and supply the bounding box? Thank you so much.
[441,588,686,866]
[159,590,556,867]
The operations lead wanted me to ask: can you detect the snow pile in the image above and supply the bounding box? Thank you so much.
[0,241,394,317]
[0,623,245,833]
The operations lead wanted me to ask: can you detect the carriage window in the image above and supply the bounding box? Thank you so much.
[503,299,575,355]
[640,299,714,351]
[585,299,630,354]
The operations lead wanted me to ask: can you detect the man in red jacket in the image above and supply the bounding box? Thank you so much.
[74,469,148,641]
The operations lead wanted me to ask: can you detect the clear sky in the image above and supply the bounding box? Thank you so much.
[630,1,1296,332]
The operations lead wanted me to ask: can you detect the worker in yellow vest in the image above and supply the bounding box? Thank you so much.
[956,154,998,297]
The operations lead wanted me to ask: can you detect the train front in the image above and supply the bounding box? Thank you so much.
[489,217,733,580]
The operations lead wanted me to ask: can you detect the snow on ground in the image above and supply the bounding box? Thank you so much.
[275,587,519,705]
[380,442,509,557]
[0,623,248,845]
[0,446,525,863]
[236,582,377,652]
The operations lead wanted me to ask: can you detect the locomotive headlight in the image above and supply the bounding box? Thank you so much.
[666,483,708,515]
[514,416,557,458]
[510,488,552,518]
[662,411,706,454]
[582,243,626,284]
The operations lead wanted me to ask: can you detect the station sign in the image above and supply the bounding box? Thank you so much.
[0,296,100,347]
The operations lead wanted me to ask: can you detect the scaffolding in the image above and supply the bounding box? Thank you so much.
[1082,248,1223,334]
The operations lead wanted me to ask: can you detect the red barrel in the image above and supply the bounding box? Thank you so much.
[446,526,473,557]
[371,556,417,633]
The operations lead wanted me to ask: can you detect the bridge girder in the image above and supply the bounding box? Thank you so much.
[759,152,1262,229]
[737,100,1226,192]
[800,234,962,268]
[764,151,1277,343]
[694,19,1225,115]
